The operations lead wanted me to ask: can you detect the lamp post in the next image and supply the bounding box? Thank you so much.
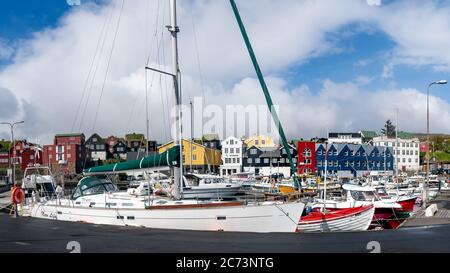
[423,80,447,208]
[0,120,25,217]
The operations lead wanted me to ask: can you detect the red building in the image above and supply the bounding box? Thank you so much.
[420,141,429,153]
[43,133,88,174]
[0,151,10,168]
[8,140,43,171]
[297,141,316,175]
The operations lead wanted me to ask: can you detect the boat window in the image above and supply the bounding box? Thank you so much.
[82,185,106,196]
[204,179,212,184]
[350,191,366,201]
[72,188,82,199]
[104,183,119,192]
[363,191,379,201]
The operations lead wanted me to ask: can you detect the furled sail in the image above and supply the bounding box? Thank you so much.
[83,146,180,175]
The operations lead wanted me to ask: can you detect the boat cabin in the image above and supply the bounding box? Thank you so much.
[22,165,57,198]
[71,177,119,200]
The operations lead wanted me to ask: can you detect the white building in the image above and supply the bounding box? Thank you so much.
[328,132,362,145]
[373,136,420,172]
[220,136,243,176]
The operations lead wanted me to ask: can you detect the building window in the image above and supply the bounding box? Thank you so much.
[232,158,236,164]
[318,161,322,167]
[304,159,311,164]
[193,154,197,161]
[247,158,252,164]
[317,150,322,156]
[279,158,285,163]
[264,158,269,164]
[272,158,277,163]
[225,148,228,154]
[303,149,311,157]
[345,161,349,167]
[237,158,240,164]
[230,148,234,154]
[262,140,266,145]
[255,140,259,145]
[250,149,257,155]
[255,158,261,164]
[334,161,338,167]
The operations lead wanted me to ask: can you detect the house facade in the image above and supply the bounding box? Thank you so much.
[328,132,363,145]
[315,143,394,177]
[85,133,108,161]
[243,134,276,148]
[112,140,128,160]
[373,136,420,172]
[242,145,297,178]
[220,136,243,176]
[9,140,43,171]
[158,139,222,173]
[43,133,87,174]
[297,141,316,175]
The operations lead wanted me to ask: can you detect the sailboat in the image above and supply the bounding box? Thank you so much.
[19,0,305,233]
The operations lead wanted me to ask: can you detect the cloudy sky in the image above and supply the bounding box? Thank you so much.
[0,0,449,144]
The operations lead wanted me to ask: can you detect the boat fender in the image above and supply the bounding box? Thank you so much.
[11,187,25,204]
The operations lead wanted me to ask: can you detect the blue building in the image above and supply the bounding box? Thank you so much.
[315,143,394,177]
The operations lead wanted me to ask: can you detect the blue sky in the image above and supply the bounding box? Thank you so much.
[0,1,70,40]
[1,0,449,102]
[0,0,449,142]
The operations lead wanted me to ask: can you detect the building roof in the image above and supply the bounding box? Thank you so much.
[125,133,145,141]
[202,134,220,141]
[86,133,106,145]
[328,132,362,138]
[55,133,84,137]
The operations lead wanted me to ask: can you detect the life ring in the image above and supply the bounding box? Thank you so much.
[11,187,25,204]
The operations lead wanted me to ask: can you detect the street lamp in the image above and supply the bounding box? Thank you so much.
[0,120,25,217]
[423,80,447,208]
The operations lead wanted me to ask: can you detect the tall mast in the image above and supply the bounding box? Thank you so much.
[230,0,301,191]
[169,0,182,199]
[395,108,399,191]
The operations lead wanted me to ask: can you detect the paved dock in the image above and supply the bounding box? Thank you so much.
[1,213,450,253]
[402,191,450,227]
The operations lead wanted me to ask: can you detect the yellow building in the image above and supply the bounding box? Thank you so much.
[244,134,276,148]
[158,139,222,172]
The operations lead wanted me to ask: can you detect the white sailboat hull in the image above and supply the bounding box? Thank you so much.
[25,200,305,233]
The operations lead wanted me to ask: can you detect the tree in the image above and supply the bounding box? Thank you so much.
[381,120,396,138]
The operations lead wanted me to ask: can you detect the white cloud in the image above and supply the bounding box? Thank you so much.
[0,0,450,143]
[0,39,14,61]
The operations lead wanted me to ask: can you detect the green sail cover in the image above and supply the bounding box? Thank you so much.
[84,146,180,174]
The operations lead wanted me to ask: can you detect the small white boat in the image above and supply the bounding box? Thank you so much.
[182,173,242,199]
[298,205,375,233]
[21,165,57,199]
